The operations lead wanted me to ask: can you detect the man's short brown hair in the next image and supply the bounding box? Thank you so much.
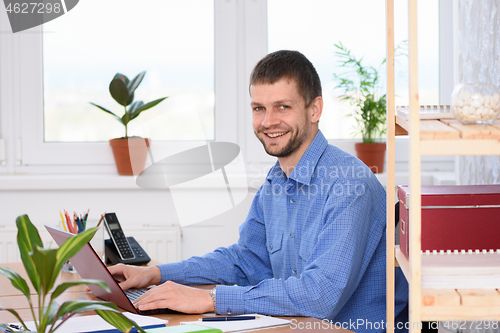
[249,50,322,107]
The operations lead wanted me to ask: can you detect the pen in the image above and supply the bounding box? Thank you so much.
[199,316,257,322]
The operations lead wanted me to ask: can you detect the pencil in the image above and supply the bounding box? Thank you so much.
[97,212,105,228]
[59,210,68,232]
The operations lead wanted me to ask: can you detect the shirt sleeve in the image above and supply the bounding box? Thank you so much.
[156,188,274,287]
[215,179,385,319]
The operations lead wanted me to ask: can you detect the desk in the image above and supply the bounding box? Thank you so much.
[0,263,351,332]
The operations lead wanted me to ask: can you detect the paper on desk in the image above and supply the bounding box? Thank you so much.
[180,314,290,333]
[11,312,168,332]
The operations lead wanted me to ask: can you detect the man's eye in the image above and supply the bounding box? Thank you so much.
[253,106,264,111]
[278,105,290,110]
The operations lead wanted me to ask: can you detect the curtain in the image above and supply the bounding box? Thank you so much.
[458,0,500,185]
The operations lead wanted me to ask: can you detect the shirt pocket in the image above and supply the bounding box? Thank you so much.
[267,232,283,254]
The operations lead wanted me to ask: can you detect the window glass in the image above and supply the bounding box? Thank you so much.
[43,0,214,142]
[267,0,439,140]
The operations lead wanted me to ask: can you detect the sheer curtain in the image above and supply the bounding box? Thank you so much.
[458,0,500,185]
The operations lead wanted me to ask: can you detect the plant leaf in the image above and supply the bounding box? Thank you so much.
[31,246,59,295]
[89,103,122,123]
[0,267,31,299]
[127,101,144,115]
[0,307,30,331]
[95,309,147,333]
[109,75,131,107]
[43,300,60,330]
[52,300,131,329]
[16,215,42,293]
[51,279,110,300]
[127,71,146,96]
[54,227,97,277]
[131,97,168,119]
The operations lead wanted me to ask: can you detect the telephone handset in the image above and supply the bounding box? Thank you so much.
[103,213,151,266]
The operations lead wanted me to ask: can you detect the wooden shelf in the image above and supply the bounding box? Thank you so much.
[396,117,500,155]
[395,247,500,321]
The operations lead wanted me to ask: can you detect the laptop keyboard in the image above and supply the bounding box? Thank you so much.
[124,288,149,302]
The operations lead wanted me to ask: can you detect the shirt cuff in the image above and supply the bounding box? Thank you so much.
[215,285,251,315]
[156,262,189,284]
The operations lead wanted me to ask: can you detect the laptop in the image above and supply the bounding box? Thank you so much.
[45,225,176,315]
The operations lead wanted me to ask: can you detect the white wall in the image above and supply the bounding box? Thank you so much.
[0,175,257,262]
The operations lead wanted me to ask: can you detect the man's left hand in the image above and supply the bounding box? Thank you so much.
[133,280,214,314]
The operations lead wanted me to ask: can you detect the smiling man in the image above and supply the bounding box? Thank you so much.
[108,50,408,332]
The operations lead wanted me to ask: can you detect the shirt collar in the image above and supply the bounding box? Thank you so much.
[266,130,328,186]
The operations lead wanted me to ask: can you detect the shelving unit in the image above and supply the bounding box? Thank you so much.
[386,1,500,332]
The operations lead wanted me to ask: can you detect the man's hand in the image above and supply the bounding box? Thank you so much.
[133,281,214,314]
[107,263,162,290]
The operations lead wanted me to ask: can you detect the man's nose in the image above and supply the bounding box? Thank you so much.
[261,110,280,128]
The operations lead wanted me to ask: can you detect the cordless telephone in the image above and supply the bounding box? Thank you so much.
[103,212,135,261]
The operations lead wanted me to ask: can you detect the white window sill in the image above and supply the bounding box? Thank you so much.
[0,171,457,191]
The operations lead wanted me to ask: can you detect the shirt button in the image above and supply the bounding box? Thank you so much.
[289,233,293,238]
[270,245,273,250]
[290,199,295,204]
[292,269,297,274]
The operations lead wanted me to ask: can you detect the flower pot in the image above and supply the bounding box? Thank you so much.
[354,142,386,174]
[109,137,150,176]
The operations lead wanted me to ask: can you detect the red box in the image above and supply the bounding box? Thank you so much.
[398,185,500,259]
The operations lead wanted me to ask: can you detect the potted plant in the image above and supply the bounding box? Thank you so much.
[0,215,146,333]
[333,42,387,173]
[90,71,168,176]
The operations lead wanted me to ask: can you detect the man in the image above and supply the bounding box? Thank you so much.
[109,50,408,331]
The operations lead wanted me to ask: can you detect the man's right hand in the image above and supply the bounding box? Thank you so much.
[107,263,162,290]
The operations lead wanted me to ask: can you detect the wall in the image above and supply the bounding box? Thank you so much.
[0,174,256,262]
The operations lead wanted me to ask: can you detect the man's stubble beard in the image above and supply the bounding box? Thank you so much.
[255,125,310,158]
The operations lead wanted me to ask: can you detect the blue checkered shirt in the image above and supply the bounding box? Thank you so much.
[158,131,408,333]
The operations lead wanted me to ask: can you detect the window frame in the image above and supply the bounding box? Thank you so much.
[0,0,454,175]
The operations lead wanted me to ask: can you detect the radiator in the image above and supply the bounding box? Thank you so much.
[0,225,181,264]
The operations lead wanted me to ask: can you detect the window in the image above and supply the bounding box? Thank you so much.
[268,0,440,140]
[0,0,450,173]
[43,0,215,143]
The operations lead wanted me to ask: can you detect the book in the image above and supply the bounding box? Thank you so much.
[180,314,290,333]
[145,324,222,333]
[421,251,500,289]
[396,105,453,120]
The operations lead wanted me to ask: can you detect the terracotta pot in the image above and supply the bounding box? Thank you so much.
[354,142,386,174]
[109,137,150,176]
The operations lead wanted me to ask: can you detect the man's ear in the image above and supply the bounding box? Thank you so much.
[309,96,323,123]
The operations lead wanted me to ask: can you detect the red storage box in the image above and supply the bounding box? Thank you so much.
[398,185,500,259]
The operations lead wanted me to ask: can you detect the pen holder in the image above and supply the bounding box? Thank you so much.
[58,218,106,273]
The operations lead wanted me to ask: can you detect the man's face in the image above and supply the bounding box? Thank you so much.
[250,78,316,158]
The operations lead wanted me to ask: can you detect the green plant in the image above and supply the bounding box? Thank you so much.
[90,71,168,138]
[333,42,387,144]
[0,215,146,333]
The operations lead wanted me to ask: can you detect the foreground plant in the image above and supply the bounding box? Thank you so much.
[0,215,145,333]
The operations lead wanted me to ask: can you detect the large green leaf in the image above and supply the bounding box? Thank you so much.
[41,300,60,332]
[54,227,97,277]
[131,97,168,120]
[126,101,144,115]
[51,279,110,300]
[0,307,29,331]
[16,215,42,293]
[95,309,146,333]
[0,267,31,299]
[109,75,131,107]
[31,246,58,295]
[89,102,122,123]
[127,71,146,96]
[52,300,122,326]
